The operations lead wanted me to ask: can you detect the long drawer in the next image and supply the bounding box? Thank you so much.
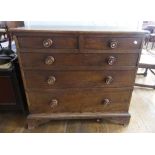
[20,53,139,69]
[24,70,136,89]
[27,88,131,113]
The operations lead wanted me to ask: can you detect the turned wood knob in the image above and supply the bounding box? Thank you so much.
[102,98,110,105]
[43,38,53,48]
[107,56,116,65]
[47,76,56,85]
[45,56,55,65]
[50,99,58,108]
[105,76,113,85]
[109,40,118,49]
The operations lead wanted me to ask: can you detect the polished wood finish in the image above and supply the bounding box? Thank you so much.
[27,88,131,114]
[16,35,142,50]
[17,36,78,49]
[24,70,136,89]
[20,53,139,69]
[81,37,142,49]
[9,26,147,35]
[10,26,146,129]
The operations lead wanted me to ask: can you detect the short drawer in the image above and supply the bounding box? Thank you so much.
[20,53,139,69]
[82,37,142,50]
[27,88,131,114]
[24,70,136,89]
[17,36,78,49]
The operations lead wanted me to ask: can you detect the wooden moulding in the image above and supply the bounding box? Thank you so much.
[26,112,131,130]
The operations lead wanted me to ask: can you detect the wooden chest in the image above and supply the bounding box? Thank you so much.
[10,26,146,129]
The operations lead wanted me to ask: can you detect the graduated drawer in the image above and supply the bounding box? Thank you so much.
[17,36,78,49]
[24,70,136,89]
[81,36,142,50]
[27,88,131,113]
[20,53,139,69]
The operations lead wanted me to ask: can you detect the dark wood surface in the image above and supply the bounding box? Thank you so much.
[81,36,142,50]
[23,70,136,89]
[17,36,78,49]
[20,53,139,69]
[16,35,142,50]
[0,76,16,105]
[10,25,147,34]
[0,61,28,113]
[27,88,131,114]
[11,27,146,129]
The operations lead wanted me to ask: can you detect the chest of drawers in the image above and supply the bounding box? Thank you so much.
[11,27,146,129]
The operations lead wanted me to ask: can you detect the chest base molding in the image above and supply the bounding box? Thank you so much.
[26,112,130,129]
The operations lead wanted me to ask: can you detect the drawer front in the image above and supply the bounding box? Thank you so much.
[17,36,78,49]
[20,53,139,69]
[27,89,131,113]
[82,37,142,50]
[24,70,136,89]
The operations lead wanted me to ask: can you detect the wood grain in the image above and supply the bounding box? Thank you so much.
[27,88,131,113]
[9,26,147,36]
[23,70,136,89]
[81,36,142,50]
[17,36,78,49]
[20,53,139,69]
[10,28,146,129]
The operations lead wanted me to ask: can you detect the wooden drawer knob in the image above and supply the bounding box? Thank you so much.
[45,56,55,65]
[107,56,116,65]
[50,99,58,108]
[43,39,53,48]
[102,98,110,105]
[109,40,118,48]
[105,76,113,85]
[47,76,56,85]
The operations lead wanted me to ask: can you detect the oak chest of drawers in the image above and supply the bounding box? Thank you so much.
[10,26,146,129]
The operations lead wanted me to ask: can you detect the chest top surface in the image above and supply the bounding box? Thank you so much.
[9,25,148,35]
